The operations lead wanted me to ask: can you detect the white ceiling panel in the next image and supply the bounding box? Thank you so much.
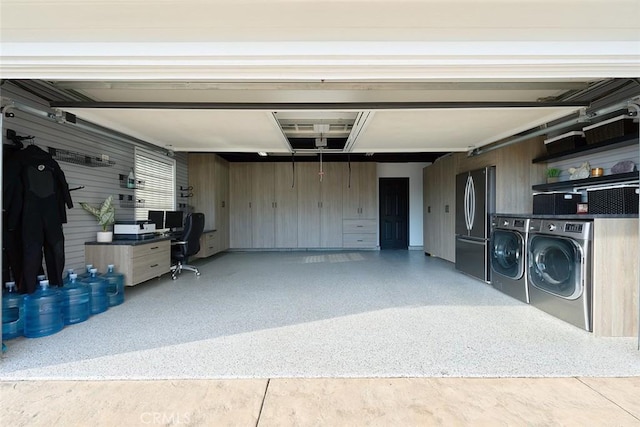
[65,109,290,152]
[351,107,582,152]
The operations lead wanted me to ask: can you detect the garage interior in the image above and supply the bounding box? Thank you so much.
[2,0,640,424]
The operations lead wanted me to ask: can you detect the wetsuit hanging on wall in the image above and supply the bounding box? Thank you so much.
[16,145,73,293]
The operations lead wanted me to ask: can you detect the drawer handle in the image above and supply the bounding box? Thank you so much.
[150,246,159,250]
[150,264,159,268]
[357,225,363,227]
[357,239,363,242]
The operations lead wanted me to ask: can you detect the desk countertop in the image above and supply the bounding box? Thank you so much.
[85,236,173,246]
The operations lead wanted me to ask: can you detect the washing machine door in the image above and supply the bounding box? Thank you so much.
[527,235,583,299]
[491,230,525,279]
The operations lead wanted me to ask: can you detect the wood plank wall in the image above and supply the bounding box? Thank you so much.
[2,82,188,274]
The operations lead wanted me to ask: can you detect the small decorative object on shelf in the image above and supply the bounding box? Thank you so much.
[546,168,562,183]
[80,195,116,242]
[568,162,590,180]
[590,167,604,177]
[611,160,637,174]
[49,147,116,167]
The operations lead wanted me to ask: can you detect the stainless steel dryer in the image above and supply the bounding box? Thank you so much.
[527,219,593,331]
[490,216,530,303]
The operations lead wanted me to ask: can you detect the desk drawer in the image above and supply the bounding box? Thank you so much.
[131,240,170,259]
[343,219,377,234]
[132,252,170,284]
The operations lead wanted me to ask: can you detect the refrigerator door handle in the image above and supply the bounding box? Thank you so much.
[468,175,476,229]
[464,175,472,231]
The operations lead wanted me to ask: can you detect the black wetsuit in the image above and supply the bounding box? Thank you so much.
[15,146,73,293]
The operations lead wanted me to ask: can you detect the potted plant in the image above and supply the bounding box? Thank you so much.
[546,168,562,183]
[80,195,116,242]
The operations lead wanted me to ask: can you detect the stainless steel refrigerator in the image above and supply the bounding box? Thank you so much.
[455,166,496,282]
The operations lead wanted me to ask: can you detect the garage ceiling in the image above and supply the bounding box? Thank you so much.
[1,0,639,157]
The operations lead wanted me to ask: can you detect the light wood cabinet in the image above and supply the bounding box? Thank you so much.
[85,239,170,287]
[297,162,322,247]
[214,156,229,252]
[195,230,218,259]
[189,153,229,256]
[188,154,216,231]
[592,218,639,337]
[229,163,253,248]
[297,162,343,248]
[251,163,276,248]
[422,155,456,262]
[343,219,377,248]
[343,162,377,219]
[274,162,298,248]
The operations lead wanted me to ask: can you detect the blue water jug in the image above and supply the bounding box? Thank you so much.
[23,280,64,338]
[63,268,75,284]
[103,264,125,307]
[82,268,109,315]
[61,273,91,325]
[78,264,94,280]
[2,282,24,340]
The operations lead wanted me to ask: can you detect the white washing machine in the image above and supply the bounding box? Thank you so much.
[527,219,593,331]
[490,216,530,303]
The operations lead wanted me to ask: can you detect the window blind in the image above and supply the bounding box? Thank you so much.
[134,147,176,221]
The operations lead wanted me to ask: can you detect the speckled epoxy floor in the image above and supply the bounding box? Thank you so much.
[1,250,639,379]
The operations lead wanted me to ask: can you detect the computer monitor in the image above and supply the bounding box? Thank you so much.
[147,210,165,230]
[164,210,184,231]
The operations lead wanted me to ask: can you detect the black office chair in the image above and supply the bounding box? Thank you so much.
[170,212,205,280]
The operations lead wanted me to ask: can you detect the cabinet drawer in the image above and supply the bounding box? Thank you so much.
[343,219,377,234]
[343,233,377,247]
[132,252,170,284]
[131,240,171,259]
[196,231,218,258]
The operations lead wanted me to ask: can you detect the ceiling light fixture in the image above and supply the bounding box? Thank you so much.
[258,152,268,157]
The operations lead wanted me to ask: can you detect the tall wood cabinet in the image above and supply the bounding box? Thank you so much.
[422,155,455,262]
[188,153,230,256]
[343,162,377,218]
[229,162,299,249]
[296,162,343,248]
[274,163,298,248]
[229,163,253,248]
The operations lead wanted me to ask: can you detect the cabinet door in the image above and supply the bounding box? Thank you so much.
[188,153,216,231]
[342,162,362,219]
[358,162,378,218]
[229,163,253,248]
[320,162,343,247]
[275,162,298,248]
[251,163,275,248]
[297,163,321,247]
[215,156,230,252]
[423,164,441,256]
[439,156,456,262]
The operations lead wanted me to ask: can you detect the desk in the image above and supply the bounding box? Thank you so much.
[85,237,171,287]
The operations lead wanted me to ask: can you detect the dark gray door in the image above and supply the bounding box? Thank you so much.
[379,178,409,249]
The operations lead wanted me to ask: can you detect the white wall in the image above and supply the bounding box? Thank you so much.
[377,162,431,248]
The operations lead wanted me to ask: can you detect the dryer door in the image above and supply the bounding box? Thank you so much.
[490,230,525,280]
[527,235,583,300]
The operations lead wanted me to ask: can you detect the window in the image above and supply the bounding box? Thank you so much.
[134,147,176,221]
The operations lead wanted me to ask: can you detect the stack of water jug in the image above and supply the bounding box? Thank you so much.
[2,264,125,341]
